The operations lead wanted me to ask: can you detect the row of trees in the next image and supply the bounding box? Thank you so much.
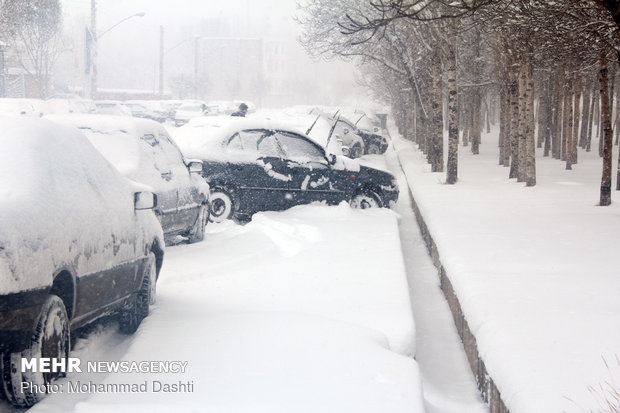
[298,0,620,205]
[0,0,63,98]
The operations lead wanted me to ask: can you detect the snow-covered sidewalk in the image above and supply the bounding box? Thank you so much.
[26,205,423,413]
[393,127,620,413]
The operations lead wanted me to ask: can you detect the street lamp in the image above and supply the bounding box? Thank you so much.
[98,12,145,39]
[88,10,145,99]
[193,35,201,99]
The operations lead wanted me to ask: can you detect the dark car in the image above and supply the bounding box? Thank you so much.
[0,117,164,407]
[172,118,399,222]
[47,114,210,245]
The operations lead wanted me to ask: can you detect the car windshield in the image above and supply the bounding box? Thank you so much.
[227,130,283,158]
[180,104,203,112]
[274,131,325,163]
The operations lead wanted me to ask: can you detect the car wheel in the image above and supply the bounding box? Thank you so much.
[350,143,363,159]
[366,143,381,154]
[209,187,235,223]
[350,190,381,209]
[119,252,155,334]
[1,295,69,407]
[187,203,208,243]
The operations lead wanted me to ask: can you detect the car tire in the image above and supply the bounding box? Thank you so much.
[350,190,382,209]
[366,143,381,154]
[187,203,208,243]
[1,295,70,407]
[350,143,363,159]
[209,187,235,223]
[119,252,155,334]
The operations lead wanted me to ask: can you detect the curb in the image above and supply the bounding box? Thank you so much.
[395,144,510,413]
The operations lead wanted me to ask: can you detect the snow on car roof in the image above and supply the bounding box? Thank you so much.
[171,111,343,160]
[0,116,151,294]
[45,114,175,176]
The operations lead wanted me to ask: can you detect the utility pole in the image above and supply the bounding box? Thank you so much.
[194,35,200,99]
[90,0,97,99]
[159,25,164,96]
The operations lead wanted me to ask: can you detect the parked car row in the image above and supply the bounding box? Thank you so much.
[0,105,397,407]
[0,116,165,406]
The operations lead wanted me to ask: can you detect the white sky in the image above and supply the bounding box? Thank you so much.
[57,0,365,106]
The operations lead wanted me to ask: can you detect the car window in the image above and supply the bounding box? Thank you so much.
[274,131,325,162]
[226,130,283,158]
[140,133,172,180]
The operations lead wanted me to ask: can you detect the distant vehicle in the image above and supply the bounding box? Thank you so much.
[172,117,399,222]
[159,100,183,120]
[0,98,43,117]
[45,98,97,114]
[329,114,366,159]
[123,100,152,119]
[0,116,164,407]
[95,100,132,116]
[47,114,210,244]
[342,109,389,154]
[174,100,209,126]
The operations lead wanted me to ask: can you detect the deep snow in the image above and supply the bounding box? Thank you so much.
[17,203,424,413]
[392,124,620,413]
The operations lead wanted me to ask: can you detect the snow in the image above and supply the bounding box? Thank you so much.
[392,124,620,412]
[45,114,209,202]
[0,116,163,295]
[23,203,422,413]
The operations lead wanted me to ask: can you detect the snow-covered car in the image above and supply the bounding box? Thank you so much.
[45,98,97,114]
[172,117,399,222]
[95,100,132,116]
[174,100,209,126]
[330,115,366,158]
[0,98,47,117]
[47,114,210,245]
[0,116,164,407]
[345,111,389,154]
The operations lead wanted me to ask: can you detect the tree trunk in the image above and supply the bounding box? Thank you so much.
[471,89,481,154]
[509,65,520,179]
[571,72,581,165]
[430,51,443,172]
[587,86,596,152]
[579,78,591,149]
[523,58,536,186]
[446,25,459,185]
[517,61,528,182]
[552,68,562,159]
[599,53,613,206]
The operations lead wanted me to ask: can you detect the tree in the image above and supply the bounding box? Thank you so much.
[0,0,63,98]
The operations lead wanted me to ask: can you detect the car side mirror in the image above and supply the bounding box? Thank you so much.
[328,154,337,165]
[341,146,350,157]
[343,128,349,135]
[134,192,157,210]
[186,160,203,173]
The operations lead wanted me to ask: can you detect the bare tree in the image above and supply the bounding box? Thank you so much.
[0,0,63,98]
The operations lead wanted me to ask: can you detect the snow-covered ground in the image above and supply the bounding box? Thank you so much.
[16,203,424,413]
[393,125,620,413]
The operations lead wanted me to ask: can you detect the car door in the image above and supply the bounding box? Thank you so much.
[139,133,180,234]
[157,132,203,232]
[225,130,290,212]
[273,131,344,206]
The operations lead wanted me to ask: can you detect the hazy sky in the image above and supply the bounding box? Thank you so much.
[57,0,365,106]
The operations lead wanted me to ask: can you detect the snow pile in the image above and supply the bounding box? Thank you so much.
[29,203,422,413]
[393,125,620,412]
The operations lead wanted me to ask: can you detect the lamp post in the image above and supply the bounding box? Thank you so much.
[193,35,201,99]
[87,1,145,99]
